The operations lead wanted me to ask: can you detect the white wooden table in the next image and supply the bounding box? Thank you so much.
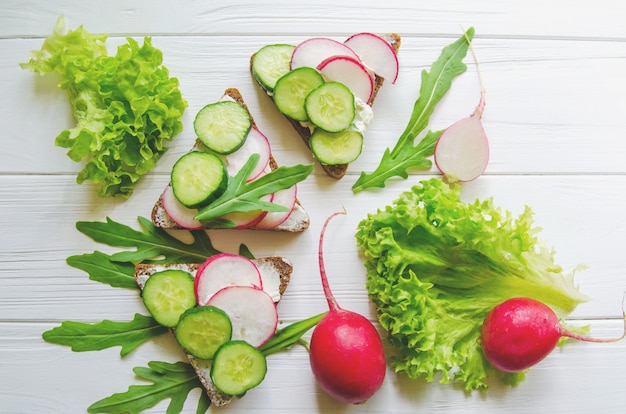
[2,1,626,413]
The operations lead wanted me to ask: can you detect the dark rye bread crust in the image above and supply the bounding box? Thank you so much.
[151,87,310,232]
[251,33,401,179]
[134,256,293,407]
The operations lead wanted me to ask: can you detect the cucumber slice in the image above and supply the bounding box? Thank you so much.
[273,67,324,122]
[171,151,228,209]
[310,128,363,165]
[142,269,196,327]
[305,81,355,133]
[175,306,232,360]
[252,44,296,92]
[210,340,267,395]
[194,101,251,154]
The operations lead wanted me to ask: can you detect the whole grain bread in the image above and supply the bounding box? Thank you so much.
[134,256,293,407]
[151,87,310,232]
[251,33,401,179]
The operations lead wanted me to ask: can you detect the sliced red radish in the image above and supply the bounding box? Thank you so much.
[253,184,298,230]
[317,55,375,103]
[161,185,203,230]
[222,127,271,182]
[219,193,274,229]
[195,253,263,306]
[291,37,360,71]
[208,285,278,347]
[344,32,399,84]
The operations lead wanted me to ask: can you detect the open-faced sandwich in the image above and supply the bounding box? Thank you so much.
[134,253,293,406]
[151,88,312,231]
[251,32,401,179]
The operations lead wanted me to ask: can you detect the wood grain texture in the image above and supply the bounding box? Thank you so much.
[2,1,626,413]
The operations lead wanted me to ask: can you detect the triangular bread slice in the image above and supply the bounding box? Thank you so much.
[134,256,293,407]
[251,33,401,179]
[151,87,310,232]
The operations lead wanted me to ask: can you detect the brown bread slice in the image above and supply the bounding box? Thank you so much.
[251,33,401,179]
[151,87,310,232]
[134,256,293,407]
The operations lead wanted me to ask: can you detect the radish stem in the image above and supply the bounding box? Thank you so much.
[462,26,486,118]
[318,210,347,311]
[563,292,626,343]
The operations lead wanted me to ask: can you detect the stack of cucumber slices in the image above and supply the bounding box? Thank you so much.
[252,33,399,166]
[162,92,300,231]
[140,253,283,397]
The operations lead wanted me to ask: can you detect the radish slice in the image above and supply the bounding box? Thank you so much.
[317,55,375,104]
[434,93,489,182]
[208,286,278,347]
[253,184,298,230]
[161,185,203,230]
[222,127,271,182]
[344,32,399,84]
[291,37,360,71]
[195,253,263,306]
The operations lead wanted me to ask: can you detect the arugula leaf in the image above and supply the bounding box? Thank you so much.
[42,314,167,357]
[352,28,474,193]
[194,154,314,225]
[67,251,137,289]
[87,361,207,414]
[259,312,326,356]
[76,216,221,264]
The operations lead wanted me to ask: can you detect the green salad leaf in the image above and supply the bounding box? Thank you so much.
[194,154,314,226]
[42,313,167,357]
[21,16,187,198]
[356,178,589,390]
[87,361,208,414]
[352,28,474,193]
[67,251,138,288]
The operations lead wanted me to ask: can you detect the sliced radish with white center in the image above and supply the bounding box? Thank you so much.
[161,185,203,230]
[317,55,375,103]
[208,286,278,347]
[219,193,274,229]
[291,37,361,71]
[344,32,399,84]
[253,184,298,230]
[195,253,263,306]
[222,127,271,182]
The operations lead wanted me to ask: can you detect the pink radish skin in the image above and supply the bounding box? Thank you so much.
[161,185,203,230]
[291,38,361,71]
[317,55,375,103]
[194,253,263,306]
[207,285,278,348]
[309,211,386,404]
[253,184,298,230]
[481,297,626,373]
[344,32,399,84]
[434,36,489,183]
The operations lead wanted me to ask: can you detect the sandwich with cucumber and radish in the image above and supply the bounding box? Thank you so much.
[251,32,400,179]
[151,88,313,231]
[134,253,294,406]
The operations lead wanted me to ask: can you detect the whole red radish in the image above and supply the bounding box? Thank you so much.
[309,211,386,404]
[481,297,626,372]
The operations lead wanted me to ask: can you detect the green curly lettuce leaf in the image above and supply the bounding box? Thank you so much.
[21,16,187,198]
[355,178,589,391]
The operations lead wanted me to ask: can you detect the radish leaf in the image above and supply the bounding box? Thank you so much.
[42,313,167,357]
[195,154,313,224]
[75,216,221,264]
[352,28,474,193]
[87,361,208,414]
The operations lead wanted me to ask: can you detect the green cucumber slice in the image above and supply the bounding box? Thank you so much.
[252,44,296,92]
[310,128,363,165]
[273,67,324,122]
[175,306,232,360]
[170,151,228,208]
[305,81,355,133]
[142,269,196,327]
[194,100,251,154]
[210,340,267,395]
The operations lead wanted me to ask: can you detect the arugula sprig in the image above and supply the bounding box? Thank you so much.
[352,27,474,193]
[195,153,314,226]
